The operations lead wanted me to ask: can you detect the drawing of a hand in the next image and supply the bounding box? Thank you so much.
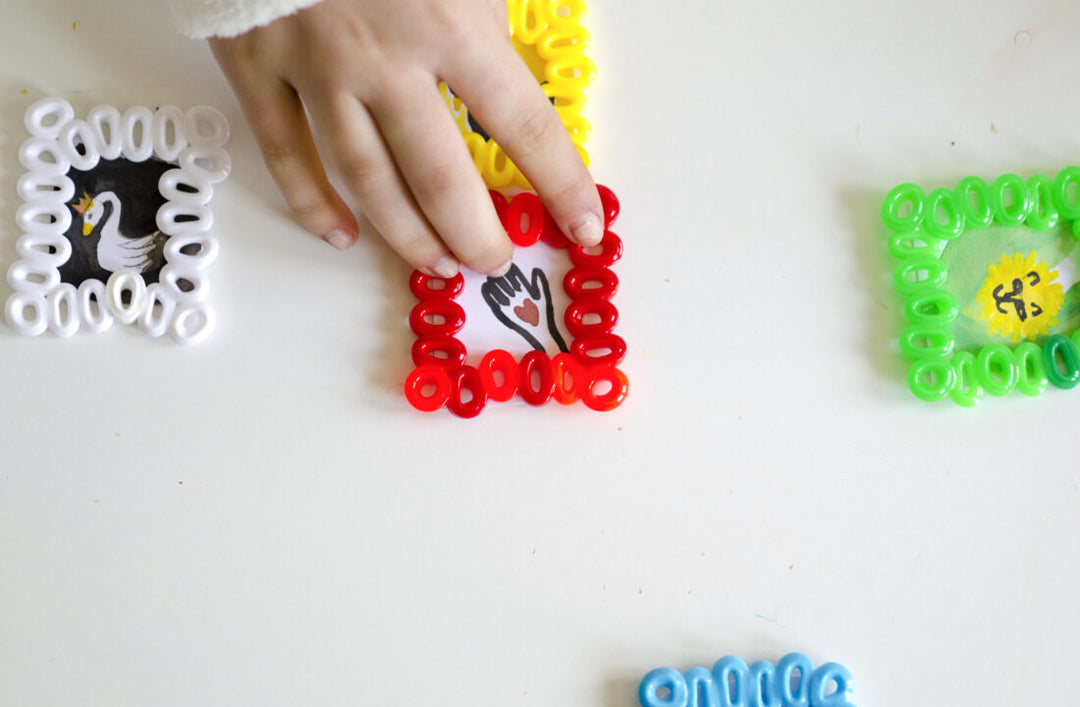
[481,263,569,355]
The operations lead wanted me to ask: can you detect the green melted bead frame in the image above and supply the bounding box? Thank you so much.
[882,167,1080,406]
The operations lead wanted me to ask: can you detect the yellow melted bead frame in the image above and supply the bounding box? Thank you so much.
[441,0,595,189]
[882,168,1080,406]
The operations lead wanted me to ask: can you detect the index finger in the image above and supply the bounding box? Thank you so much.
[444,30,604,247]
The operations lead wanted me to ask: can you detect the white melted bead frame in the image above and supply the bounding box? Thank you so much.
[5,98,231,345]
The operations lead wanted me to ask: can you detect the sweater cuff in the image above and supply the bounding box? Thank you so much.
[166,0,325,39]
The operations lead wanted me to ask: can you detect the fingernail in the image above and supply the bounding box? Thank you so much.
[490,257,512,277]
[325,229,352,251]
[569,212,603,246]
[432,256,460,278]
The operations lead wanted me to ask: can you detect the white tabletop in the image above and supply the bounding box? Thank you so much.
[2,1,1078,705]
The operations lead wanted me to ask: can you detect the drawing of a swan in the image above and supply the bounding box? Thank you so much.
[73,191,166,273]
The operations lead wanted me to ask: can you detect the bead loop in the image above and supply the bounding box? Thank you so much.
[404,365,452,412]
[448,366,487,418]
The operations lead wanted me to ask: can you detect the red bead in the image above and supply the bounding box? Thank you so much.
[551,353,585,404]
[564,266,619,300]
[541,210,571,248]
[564,297,618,337]
[580,365,629,411]
[569,230,623,268]
[409,300,466,337]
[411,335,468,369]
[597,184,620,228]
[505,192,545,247]
[518,350,555,405]
[448,365,487,418]
[409,270,465,300]
[479,349,520,402]
[571,333,627,367]
[404,365,452,412]
[489,190,508,226]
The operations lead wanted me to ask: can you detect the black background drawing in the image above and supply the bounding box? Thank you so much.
[61,157,172,286]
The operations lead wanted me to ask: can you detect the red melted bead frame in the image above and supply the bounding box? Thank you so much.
[404,184,628,417]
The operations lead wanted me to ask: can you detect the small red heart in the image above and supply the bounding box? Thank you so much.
[514,299,540,326]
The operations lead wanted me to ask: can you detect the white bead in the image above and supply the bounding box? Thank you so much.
[106,269,147,325]
[57,119,100,172]
[15,199,72,236]
[17,171,75,204]
[159,168,213,205]
[178,145,231,184]
[153,105,189,162]
[19,136,71,176]
[184,105,229,148]
[5,290,48,336]
[46,283,80,337]
[87,105,123,160]
[77,278,113,334]
[7,253,61,295]
[121,106,154,162]
[16,232,71,269]
[169,302,215,345]
[156,201,214,235]
[24,97,74,140]
[139,283,175,337]
[164,233,219,269]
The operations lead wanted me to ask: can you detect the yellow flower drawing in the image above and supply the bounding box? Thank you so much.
[976,251,1065,343]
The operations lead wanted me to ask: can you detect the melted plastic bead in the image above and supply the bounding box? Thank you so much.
[448,365,487,418]
[564,297,618,337]
[409,271,465,300]
[597,183,620,227]
[580,365,628,411]
[169,302,215,345]
[551,352,585,404]
[519,350,556,405]
[892,256,947,296]
[410,299,466,337]
[904,288,958,326]
[949,351,983,407]
[886,230,946,261]
[976,344,1019,396]
[1052,166,1080,220]
[955,175,994,228]
[899,324,953,360]
[564,266,619,299]
[505,192,545,246]
[991,173,1031,226]
[479,349,520,402]
[1025,173,1059,230]
[411,335,468,369]
[46,283,80,338]
[881,182,925,232]
[571,332,627,367]
[907,358,956,401]
[24,97,75,140]
[541,209,571,248]
[569,230,623,268]
[1014,341,1048,397]
[404,365,452,412]
[4,292,48,336]
[923,187,964,240]
[1042,333,1080,389]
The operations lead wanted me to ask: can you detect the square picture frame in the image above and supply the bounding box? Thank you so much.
[404,185,628,417]
[882,167,1080,405]
[5,97,230,344]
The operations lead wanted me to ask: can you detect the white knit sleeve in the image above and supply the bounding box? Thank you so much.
[165,0,325,38]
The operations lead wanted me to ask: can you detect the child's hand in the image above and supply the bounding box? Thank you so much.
[208,0,604,278]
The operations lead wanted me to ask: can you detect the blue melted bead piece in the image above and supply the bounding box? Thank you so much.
[638,654,854,707]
